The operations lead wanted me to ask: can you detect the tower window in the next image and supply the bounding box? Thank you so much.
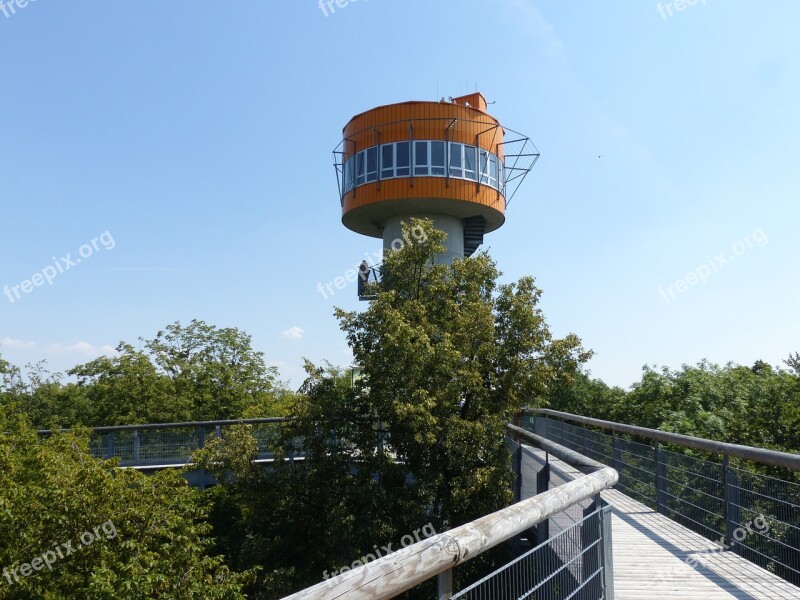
[366,147,377,183]
[356,152,366,186]
[431,141,446,176]
[381,144,394,179]
[450,143,463,178]
[414,141,429,176]
[395,142,410,176]
[344,141,503,192]
[464,145,477,181]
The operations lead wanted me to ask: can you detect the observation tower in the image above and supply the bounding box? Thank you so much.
[333,93,538,293]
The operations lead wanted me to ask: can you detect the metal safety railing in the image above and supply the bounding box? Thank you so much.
[452,504,611,600]
[37,418,295,468]
[38,416,619,598]
[527,409,800,587]
[450,425,616,600]
[282,425,618,600]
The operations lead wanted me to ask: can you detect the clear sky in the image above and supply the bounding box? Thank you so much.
[1,0,798,390]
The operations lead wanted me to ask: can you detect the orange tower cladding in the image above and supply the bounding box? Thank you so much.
[334,92,538,266]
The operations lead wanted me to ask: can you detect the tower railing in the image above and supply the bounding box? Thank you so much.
[332,117,539,207]
[526,408,800,587]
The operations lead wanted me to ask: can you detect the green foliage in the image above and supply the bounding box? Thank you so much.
[0,409,250,599]
[197,218,593,597]
[140,320,278,421]
[545,372,627,420]
[785,352,800,375]
[549,359,800,456]
[332,219,591,528]
[4,226,795,598]
[1,320,285,428]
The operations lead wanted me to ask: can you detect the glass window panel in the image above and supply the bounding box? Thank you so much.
[431,141,445,176]
[480,150,489,183]
[396,142,409,167]
[490,154,498,188]
[381,144,394,178]
[464,145,477,181]
[395,141,410,176]
[366,147,377,182]
[449,143,463,178]
[414,141,428,175]
[356,151,366,185]
[499,160,504,191]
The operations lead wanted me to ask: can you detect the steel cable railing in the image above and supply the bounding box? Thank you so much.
[452,506,609,600]
[36,417,618,598]
[281,466,618,600]
[527,409,800,587]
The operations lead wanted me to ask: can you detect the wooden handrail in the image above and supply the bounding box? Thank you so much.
[281,467,618,600]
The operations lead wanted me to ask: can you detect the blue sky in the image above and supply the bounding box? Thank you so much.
[1,0,798,391]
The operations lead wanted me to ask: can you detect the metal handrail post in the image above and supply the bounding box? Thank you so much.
[655,441,667,515]
[437,569,453,600]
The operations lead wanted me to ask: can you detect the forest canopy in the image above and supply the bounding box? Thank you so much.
[0,220,797,598]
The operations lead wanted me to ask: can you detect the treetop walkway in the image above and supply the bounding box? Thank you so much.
[38,410,800,599]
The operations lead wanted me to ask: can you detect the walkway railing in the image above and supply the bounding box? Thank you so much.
[527,408,800,587]
[283,468,618,599]
[450,503,611,600]
[37,418,296,468]
[280,425,617,600]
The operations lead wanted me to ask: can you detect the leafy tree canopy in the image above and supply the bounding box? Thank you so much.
[1,320,292,428]
[195,218,593,597]
[0,408,251,599]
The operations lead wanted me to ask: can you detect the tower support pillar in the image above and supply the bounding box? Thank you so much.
[382,214,464,264]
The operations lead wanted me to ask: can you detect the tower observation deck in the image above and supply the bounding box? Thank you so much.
[334,93,539,266]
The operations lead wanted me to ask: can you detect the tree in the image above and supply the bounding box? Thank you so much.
[142,320,279,421]
[0,408,251,599]
[546,372,627,421]
[332,219,591,528]
[69,343,177,426]
[198,218,593,597]
[785,352,800,375]
[592,361,800,457]
[0,355,23,398]
[67,320,283,425]
[0,359,82,430]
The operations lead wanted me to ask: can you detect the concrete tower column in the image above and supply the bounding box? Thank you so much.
[382,214,464,265]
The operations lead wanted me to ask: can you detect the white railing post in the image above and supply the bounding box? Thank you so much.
[132,429,140,463]
[437,569,453,600]
[600,503,615,600]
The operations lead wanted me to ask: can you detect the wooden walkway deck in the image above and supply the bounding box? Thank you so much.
[523,447,800,600]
